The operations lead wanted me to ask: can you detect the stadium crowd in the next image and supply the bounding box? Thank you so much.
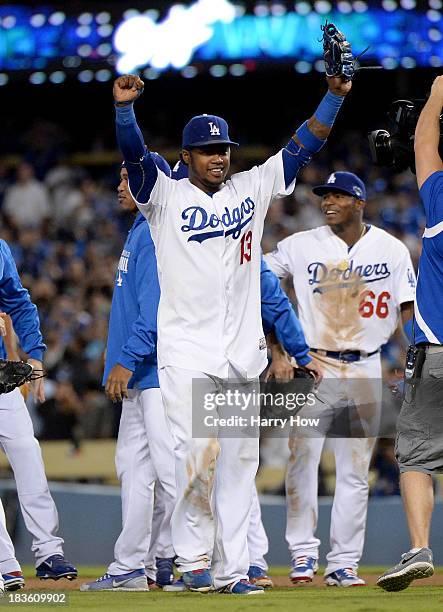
[0,122,425,496]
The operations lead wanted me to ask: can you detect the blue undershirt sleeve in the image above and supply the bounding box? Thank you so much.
[115,104,159,204]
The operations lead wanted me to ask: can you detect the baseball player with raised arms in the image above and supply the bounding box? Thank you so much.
[265,171,415,586]
[113,70,351,594]
[167,159,323,591]
[0,241,76,590]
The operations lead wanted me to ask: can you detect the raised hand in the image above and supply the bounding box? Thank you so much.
[113,74,144,106]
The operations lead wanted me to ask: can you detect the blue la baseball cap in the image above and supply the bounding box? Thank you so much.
[182,114,238,149]
[312,171,366,201]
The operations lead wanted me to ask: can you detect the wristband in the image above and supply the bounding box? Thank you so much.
[314,91,344,127]
[295,122,325,153]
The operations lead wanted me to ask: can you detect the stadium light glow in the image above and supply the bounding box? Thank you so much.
[49,71,66,84]
[96,12,111,25]
[314,1,332,14]
[29,72,46,84]
[114,0,236,73]
[2,16,16,29]
[78,70,94,82]
[30,14,46,27]
[49,12,66,26]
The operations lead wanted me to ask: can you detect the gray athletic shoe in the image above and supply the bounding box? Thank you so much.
[377,548,434,592]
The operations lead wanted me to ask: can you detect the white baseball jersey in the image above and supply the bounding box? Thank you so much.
[131,151,296,378]
[265,225,416,352]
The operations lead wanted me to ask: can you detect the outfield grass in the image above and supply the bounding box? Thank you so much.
[13,566,443,612]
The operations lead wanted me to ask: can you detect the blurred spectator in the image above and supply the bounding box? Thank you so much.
[3,162,50,228]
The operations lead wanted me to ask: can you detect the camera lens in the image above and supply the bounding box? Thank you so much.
[368,130,394,166]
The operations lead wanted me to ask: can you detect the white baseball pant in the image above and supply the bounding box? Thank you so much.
[159,366,260,589]
[144,481,174,581]
[247,487,269,571]
[0,388,63,567]
[0,495,21,574]
[285,353,381,575]
[108,387,175,575]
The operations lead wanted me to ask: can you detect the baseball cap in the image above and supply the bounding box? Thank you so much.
[312,171,366,201]
[182,114,238,149]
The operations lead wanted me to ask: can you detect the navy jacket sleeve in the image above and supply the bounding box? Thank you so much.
[0,241,45,360]
[260,258,311,366]
[117,240,159,371]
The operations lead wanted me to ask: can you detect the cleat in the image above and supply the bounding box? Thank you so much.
[36,555,77,581]
[163,577,186,592]
[80,569,148,592]
[155,557,174,587]
[290,556,319,585]
[247,565,273,588]
[3,571,25,591]
[182,569,212,593]
[377,548,434,592]
[325,568,366,587]
[218,579,264,595]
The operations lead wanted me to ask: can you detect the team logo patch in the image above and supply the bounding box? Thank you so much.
[259,337,266,350]
[116,249,130,287]
[353,186,363,197]
[181,197,255,243]
[308,260,391,294]
[327,173,336,183]
[209,122,220,136]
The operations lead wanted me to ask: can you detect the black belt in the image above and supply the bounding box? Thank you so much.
[417,343,443,354]
[311,348,380,363]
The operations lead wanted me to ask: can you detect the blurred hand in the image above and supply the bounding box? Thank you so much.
[105,364,133,403]
[0,314,6,337]
[113,75,144,106]
[327,75,352,97]
[27,358,45,403]
[265,354,294,382]
[298,360,323,386]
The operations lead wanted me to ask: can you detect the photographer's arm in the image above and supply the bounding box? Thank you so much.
[415,76,443,189]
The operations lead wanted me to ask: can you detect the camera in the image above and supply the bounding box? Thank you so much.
[368,99,443,173]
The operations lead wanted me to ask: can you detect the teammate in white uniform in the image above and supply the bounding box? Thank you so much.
[265,171,416,587]
[113,73,351,594]
[0,246,76,590]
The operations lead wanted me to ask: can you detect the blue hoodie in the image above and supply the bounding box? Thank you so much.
[0,240,46,360]
[103,213,160,389]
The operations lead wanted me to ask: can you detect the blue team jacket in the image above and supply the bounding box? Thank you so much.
[0,240,46,360]
[260,258,311,366]
[103,213,160,389]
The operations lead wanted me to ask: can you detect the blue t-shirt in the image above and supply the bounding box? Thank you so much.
[415,170,443,344]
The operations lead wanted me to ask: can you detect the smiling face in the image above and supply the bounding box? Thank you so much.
[181,144,230,193]
[321,190,364,229]
[117,167,137,213]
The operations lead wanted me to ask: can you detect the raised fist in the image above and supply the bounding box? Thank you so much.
[113,74,144,106]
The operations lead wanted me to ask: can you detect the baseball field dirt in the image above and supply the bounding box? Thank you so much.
[12,566,443,611]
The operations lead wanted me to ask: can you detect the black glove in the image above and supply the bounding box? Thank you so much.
[322,21,355,81]
[0,360,35,395]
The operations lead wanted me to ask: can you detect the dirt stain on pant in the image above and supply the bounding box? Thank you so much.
[185,438,219,515]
